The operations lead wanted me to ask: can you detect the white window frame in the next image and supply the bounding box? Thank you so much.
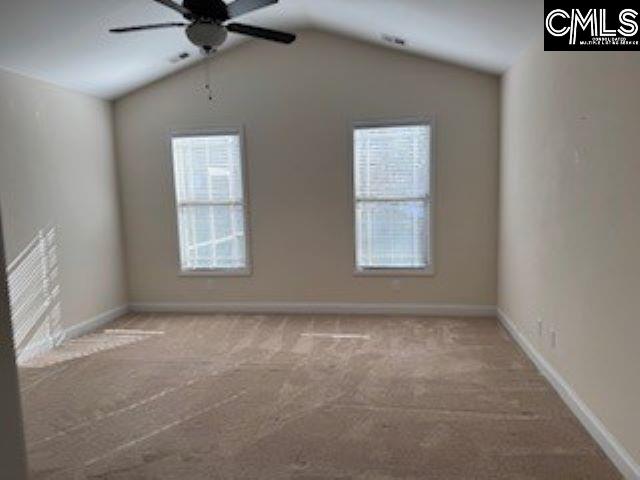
[351,117,435,277]
[169,126,252,277]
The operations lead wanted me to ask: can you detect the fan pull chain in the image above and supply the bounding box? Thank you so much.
[204,54,214,103]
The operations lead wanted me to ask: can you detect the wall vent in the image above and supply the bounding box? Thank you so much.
[381,34,406,46]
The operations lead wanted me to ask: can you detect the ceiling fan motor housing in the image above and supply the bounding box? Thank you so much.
[182,0,229,21]
[186,22,228,50]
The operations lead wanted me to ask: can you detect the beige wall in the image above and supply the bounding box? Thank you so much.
[115,30,499,306]
[0,68,127,352]
[499,41,640,465]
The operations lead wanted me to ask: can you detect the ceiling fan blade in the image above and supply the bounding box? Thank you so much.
[110,22,187,33]
[226,0,278,18]
[152,0,191,16]
[226,23,295,44]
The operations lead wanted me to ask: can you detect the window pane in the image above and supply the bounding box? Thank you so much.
[178,205,246,270]
[171,132,248,272]
[356,201,427,269]
[354,125,430,199]
[172,135,243,203]
[354,122,431,270]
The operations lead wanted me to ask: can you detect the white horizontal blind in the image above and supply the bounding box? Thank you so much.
[354,123,431,270]
[171,133,247,271]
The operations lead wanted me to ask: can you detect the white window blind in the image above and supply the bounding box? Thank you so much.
[354,123,432,271]
[171,132,248,272]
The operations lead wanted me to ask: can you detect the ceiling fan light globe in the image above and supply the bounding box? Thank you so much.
[186,22,228,49]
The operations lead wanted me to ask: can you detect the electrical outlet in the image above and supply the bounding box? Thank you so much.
[391,279,402,291]
[550,330,557,349]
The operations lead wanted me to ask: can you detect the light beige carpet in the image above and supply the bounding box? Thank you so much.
[19,314,621,479]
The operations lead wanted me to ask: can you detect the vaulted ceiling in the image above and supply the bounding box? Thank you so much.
[0,0,542,99]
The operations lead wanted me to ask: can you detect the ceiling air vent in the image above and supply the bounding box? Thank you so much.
[169,52,191,64]
[381,34,406,46]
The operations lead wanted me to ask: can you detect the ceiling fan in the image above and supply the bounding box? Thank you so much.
[109,0,296,53]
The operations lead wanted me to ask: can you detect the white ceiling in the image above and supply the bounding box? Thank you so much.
[0,0,542,99]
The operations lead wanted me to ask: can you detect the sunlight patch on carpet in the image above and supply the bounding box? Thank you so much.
[21,330,164,368]
[300,333,370,340]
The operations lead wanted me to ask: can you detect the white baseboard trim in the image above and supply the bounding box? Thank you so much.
[16,305,129,365]
[498,309,640,480]
[61,305,130,342]
[129,302,497,317]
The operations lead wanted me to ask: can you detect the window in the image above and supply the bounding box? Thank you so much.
[171,130,249,274]
[353,121,433,273]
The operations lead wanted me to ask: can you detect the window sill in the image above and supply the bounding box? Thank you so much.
[353,267,435,277]
[179,268,252,278]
